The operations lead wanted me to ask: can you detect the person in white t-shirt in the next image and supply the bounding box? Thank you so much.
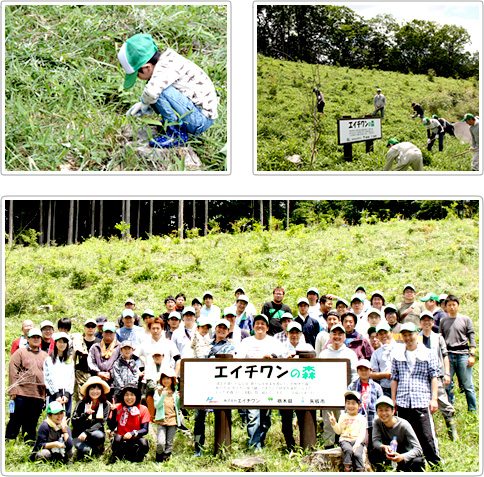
[236,314,285,450]
[200,291,221,325]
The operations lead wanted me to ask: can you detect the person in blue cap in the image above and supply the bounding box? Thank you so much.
[117,33,218,148]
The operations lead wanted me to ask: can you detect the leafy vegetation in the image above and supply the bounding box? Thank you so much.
[4,216,479,472]
[257,5,479,79]
[4,5,227,171]
[257,55,479,171]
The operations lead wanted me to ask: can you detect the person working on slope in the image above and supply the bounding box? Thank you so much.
[117,33,218,148]
[313,87,325,114]
[411,102,424,120]
[423,117,444,152]
[383,139,423,171]
[372,89,386,118]
[462,113,479,171]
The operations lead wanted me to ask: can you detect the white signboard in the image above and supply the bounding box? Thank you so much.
[337,117,382,145]
[180,358,350,409]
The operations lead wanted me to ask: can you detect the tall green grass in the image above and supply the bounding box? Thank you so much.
[257,55,479,171]
[5,5,227,171]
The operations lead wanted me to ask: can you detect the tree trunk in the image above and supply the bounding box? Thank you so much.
[68,200,74,245]
[52,201,56,244]
[99,200,103,238]
[137,200,141,239]
[46,200,52,246]
[178,200,184,238]
[8,200,13,248]
[124,200,131,240]
[149,200,153,236]
[39,200,44,246]
[192,200,196,230]
[269,200,272,227]
[204,200,208,236]
[286,200,290,230]
[260,200,264,227]
[75,200,79,243]
[91,200,95,237]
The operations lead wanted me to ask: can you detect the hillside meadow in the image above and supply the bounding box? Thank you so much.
[4,4,227,171]
[257,55,479,171]
[3,217,480,472]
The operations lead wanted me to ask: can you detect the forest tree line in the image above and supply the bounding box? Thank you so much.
[4,200,478,247]
[257,5,479,79]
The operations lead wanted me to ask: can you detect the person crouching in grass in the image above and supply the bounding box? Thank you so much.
[118,33,218,148]
[328,391,366,472]
[29,401,73,463]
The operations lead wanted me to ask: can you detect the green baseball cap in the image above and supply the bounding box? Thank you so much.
[420,293,439,302]
[462,113,475,121]
[423,117,430,125]
[118,33,158,89]
[387,138,399,147]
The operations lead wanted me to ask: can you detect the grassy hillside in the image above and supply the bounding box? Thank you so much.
[4,5,227,171]
[4,217,479,472]
[257,55,479,171]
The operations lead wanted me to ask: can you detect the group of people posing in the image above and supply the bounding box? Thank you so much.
[6,284,477,471]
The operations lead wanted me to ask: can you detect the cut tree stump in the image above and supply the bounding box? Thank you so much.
[302,447,372,472]
[230,456,267,472]
[120,124,202,171]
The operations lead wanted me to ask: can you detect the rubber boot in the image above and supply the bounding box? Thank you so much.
[150,124,188,148]
[155,452,164,463]
[445,418,458,441]
[162,452,171,462]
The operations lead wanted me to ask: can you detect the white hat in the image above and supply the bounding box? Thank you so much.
[214,318,230,328]
[287,322,302,332]
[53,332,70,342]
[307,287,319,296]
[40,320,54,329]
[182,306,196,316]
[236,294,249,303]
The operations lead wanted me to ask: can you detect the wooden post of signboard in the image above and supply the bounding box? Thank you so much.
[299,410,317,449]
[297,351,317,449]
[365,140,374,153]
[342,116,353,160]
[214,353,232,455]
[214,408,232,455]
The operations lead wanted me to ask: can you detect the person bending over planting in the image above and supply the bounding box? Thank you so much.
[118,33,218,148]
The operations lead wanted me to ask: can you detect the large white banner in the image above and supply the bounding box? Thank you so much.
[180,358,350,409]
[337,117,382,144]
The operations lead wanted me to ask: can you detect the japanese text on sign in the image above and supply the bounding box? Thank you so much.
[180,359,350,409]
[337,117,382,145]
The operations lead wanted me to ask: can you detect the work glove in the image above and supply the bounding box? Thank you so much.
[126,101,154,117]
[427,139,432,144]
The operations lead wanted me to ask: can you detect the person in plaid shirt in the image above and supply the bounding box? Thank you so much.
[391,322,441,467]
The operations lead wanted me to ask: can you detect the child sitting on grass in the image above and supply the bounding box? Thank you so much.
[117,33,218,148]
[29,401,73,463]
[328,390,367,472]
[153,368,181,462]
